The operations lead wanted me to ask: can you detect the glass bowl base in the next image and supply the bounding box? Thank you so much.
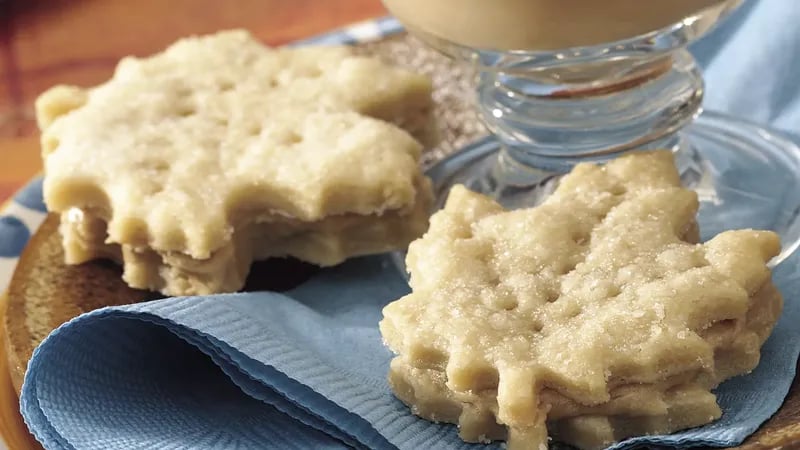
[393,110,800,276]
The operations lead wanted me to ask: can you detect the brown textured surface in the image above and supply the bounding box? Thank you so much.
[1,29,798,450]
[4,214,157,394]
[4,214,319,396]
[0,294,42,450]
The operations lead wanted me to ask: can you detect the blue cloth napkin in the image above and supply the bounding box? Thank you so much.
[692,0,800,135]
[17,252,800,450]
[18,1,800,449]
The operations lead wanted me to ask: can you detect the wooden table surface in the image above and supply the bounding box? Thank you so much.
[0,1,385,447]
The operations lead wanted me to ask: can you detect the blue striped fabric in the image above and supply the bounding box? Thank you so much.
[0,178,47,291]
[294,16,403,46]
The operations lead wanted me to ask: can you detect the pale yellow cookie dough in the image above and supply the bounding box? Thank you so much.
[59,175,431,295]
[36,30,435,295]
[380,151,782,450]
[386,275,781,449]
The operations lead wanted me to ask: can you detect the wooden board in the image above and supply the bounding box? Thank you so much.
[0,294,42,450]
[5,213,321,391]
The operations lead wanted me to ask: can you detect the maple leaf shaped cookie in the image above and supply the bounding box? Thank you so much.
[36,30,434,295]
[381,151,781,450]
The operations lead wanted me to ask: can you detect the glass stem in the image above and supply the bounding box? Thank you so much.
[476,49,704,202]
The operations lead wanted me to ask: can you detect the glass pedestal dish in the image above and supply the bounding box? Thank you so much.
[388,0,800,266]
